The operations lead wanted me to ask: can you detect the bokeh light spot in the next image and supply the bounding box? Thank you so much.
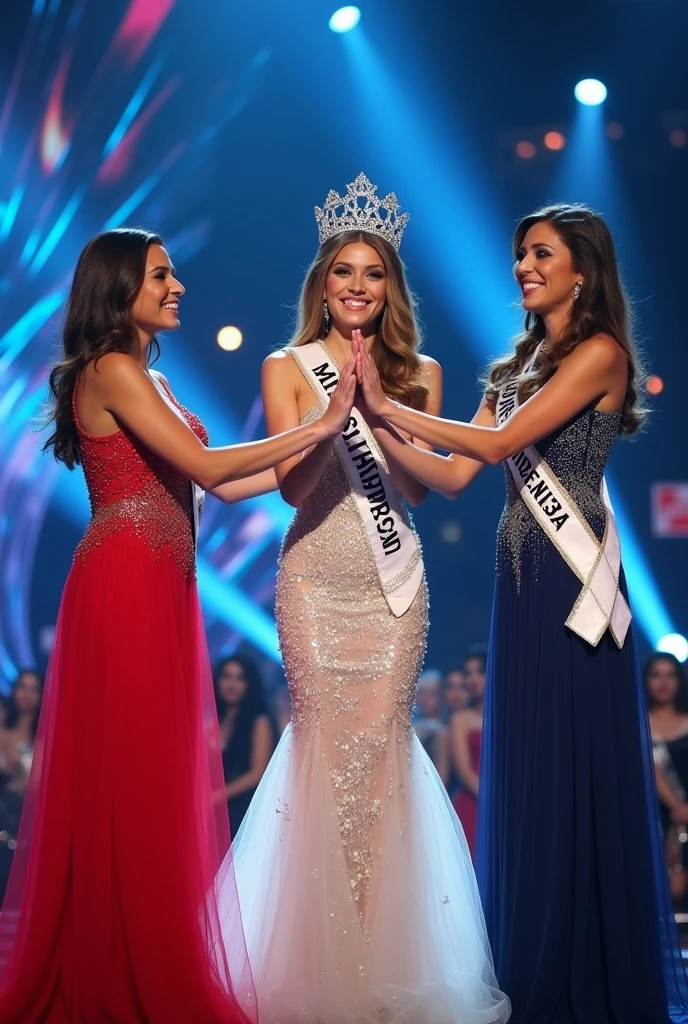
[217,326,243,351]
[515,140,536,159]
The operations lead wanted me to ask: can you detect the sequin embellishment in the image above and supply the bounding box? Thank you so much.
[497,407,621,589]
[72,382,207,577]
[276,404,428,917]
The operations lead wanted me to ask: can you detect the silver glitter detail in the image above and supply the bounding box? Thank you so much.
[497,406,621,589]
[276,403,428,918]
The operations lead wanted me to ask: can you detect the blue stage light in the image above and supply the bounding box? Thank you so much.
[574,79,607,106]
[329,6,361,33]
[658,633,688,663]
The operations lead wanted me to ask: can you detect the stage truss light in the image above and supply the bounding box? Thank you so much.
[574,79,607,106]
[217,326,243,351]
[329,6,361,33]
[646,376,664,395]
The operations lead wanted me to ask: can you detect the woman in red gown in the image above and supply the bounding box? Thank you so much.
[0,228,356,1024]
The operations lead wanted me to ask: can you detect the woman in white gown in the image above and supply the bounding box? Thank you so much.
[218,174,510,1024]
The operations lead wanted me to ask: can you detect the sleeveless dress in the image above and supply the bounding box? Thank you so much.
[453,727,482,859]
[0,382,255,1023]
[220,403,510,1024]
[477,405,688,1024]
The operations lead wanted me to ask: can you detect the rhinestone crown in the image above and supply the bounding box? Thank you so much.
[314,172,409,252]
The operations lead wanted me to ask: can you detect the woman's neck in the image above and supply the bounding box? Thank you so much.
[541,306,572,349]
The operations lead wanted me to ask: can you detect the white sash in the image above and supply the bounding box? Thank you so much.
[289,341,424,617]
[495,353,631,648]
[151,371,204,549]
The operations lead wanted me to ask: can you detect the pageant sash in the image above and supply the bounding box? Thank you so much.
[151,371,204,549]
[289,342,424,617]
[495,359,631,649]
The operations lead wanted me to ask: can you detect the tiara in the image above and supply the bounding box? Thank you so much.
[314,172,409,252]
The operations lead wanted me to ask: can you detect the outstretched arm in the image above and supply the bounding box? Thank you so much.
[90,352,357,491]
[357,334,627,466]
[368,352,443,507]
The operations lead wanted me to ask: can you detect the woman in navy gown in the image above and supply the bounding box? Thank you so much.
[354,204,688,1023]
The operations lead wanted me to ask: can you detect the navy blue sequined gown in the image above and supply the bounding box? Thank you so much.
[477,405,688,1024]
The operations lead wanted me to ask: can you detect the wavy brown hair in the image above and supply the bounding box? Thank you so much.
[484,204,645,436]
[43,228,163,469]
[289,230,428,409]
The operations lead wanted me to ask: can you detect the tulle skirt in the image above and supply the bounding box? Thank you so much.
[0,536,256,1023]
[218,719,510,1024]
[478,548,688,1024]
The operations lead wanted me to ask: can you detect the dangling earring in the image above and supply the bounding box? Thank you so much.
[322,300,331,334]
[573,281,582,300]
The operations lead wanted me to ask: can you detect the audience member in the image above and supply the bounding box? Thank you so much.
[414,669,449,786]
[442,665,472,721]
[644,651,688,904]
[450,648,487,859]
[213,654,275,837]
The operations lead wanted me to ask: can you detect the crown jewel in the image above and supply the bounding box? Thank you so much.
[314,172,409,252]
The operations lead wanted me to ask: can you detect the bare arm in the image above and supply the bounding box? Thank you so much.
[88,353,355,491]
[224,716,274,801]
[262,351,339,509]
[451,713,480,797]
[372,400,493,499]
[368,354,443,507]
[210,469,278,504]
[358,335,627,466]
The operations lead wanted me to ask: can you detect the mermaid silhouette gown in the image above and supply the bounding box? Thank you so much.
[218,402,510,1024]
[0,379,255,1023]
[478,405,688,1024]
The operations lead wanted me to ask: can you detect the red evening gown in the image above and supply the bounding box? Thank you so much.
[0,382,256,1023]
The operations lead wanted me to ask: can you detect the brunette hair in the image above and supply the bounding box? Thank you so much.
[643,653,688,713]
[289,230,428,409]
[43,228,163,469]
[5,669,44,740]
[484,204,645,436]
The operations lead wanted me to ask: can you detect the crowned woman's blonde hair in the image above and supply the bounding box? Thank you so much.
[289,229,428,410]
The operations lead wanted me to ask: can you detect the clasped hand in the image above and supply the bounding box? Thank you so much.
[318,330,391,438]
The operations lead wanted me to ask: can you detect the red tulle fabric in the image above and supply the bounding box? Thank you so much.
[0,386,256,1023]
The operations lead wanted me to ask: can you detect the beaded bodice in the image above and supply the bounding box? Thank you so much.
[497,405,621,585]
[72,381,208,576]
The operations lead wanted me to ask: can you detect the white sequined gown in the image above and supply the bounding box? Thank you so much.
[218,405,510,1024]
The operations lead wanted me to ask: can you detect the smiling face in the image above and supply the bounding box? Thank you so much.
[514,220,583,320]
[646,657,682,707]
[130,243,185,344]
[324,241,388,334]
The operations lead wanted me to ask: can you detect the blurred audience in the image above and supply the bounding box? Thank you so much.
[413,669,449,786]
[450,648,487,859]
[214,654,276,838]
[271,684,292,737]
[644,651,688,905]
[442,666,472,720]
[0,668,43,900]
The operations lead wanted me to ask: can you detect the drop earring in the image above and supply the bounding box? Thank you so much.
[573,281,582,300]
[323,300,331,334]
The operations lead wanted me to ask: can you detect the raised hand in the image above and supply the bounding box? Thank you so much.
[319,353,357,437]
[352,329,390,417]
